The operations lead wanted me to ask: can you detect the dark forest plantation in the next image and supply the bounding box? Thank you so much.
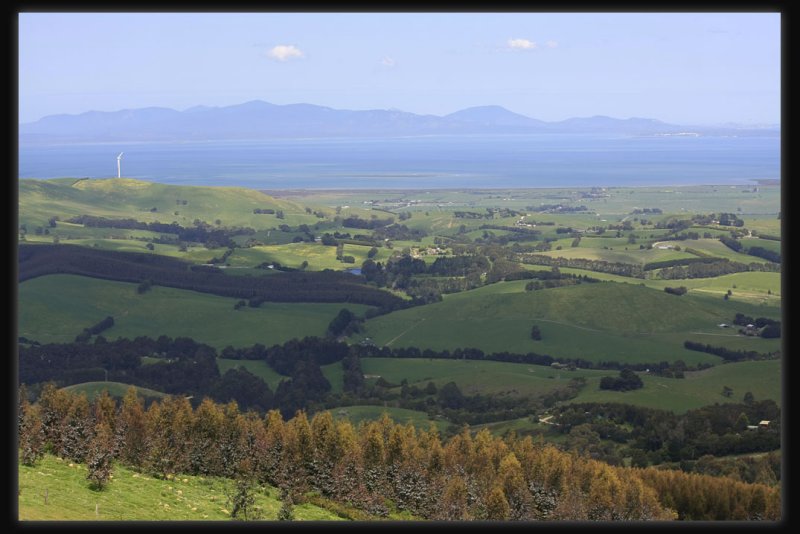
[16,177,782,521]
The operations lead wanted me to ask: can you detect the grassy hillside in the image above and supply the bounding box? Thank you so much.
[62,382,167,401]
[522,265,781,306]
[356,281,780,364]
[326,405,449,433]
[359,357,609,396]
[216,359,287,390]
[566,359,781,413]
[18,454,342,521]
[354,358,780,414]
[19,177,317,229]
[18,274,371,348]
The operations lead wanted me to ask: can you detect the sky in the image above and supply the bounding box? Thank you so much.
[18,12,781,126]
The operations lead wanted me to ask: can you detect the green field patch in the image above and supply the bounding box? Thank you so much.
[740,237,781,254]
[538,246,696,266]
[326,405,448,433]
[19,178,320,232]
[566,359,781,413]
[359,281,769,362]
[521,265,781,305]
[240,243,342,270]
[18,453,342,521]
[741,215,781,236]
[62,381,167,401]
[216,359,287,390]
[669,238,773,264]
[18,274,370,348]
[359,357,610,396]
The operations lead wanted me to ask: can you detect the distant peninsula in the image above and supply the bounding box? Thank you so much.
[19,101,780,145]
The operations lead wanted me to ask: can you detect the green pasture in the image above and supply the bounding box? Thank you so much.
[741,215,782,236]
[215,359,287,390]
[19,178,320,230]
[18,453,342,521]
[668,238,774,264]
[356,281,780,364]
[325,405,449,433]
[359,357,610,396]
[61,382,167,401]
[739,237,781,254]
[538,245,697,265]
[18,274,371,348]
[566,359,781,413]
[520,265,781,305]
[230,243,340,271]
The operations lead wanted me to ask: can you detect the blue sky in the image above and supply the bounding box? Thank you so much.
[18,12,781,125]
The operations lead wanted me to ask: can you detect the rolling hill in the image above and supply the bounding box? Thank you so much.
[355,280,780,364]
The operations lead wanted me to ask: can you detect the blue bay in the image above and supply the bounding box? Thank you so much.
[18,134,780,190]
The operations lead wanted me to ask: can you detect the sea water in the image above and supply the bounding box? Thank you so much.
[18,134,780,190]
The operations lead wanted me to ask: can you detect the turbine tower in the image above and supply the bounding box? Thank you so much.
[117,152,124,178]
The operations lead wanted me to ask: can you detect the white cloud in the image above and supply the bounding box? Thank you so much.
[545,40,558,48]
[267,44,304,61]
[380,56,396,67]
[508,38,537,50]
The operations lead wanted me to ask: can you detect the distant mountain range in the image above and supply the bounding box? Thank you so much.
[19,101,780,144]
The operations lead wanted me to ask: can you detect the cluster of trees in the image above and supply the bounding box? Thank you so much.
[360,253,489,294]
[326,308,363,338]
[453,211,494,219]
[731,314,780,338]
[19,244,404,310]
[23,386,781,521]
[341,216,394,230]
[371,223,427,242]
[719,235,743,252]
[643,257,721,271]
[75,316,115,343]
[551,400,780,470]
[523,270,600,291]
[732,314,781,335]
[746,246,780,264]
[598,369,644,391]
[252,208,276,214]
[717,237,779,262]
[663,286,688,296]
[686,450,781,487]
[637,467,775,520]
[529,204,588,213]
[682,341,778,362]
[631,208,663,215]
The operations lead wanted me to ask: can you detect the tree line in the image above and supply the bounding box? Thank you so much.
[682,341,779,362]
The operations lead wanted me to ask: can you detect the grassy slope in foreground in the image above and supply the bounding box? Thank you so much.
[18,274,371,348]
[18,454,342,521]
[357,281,780,364]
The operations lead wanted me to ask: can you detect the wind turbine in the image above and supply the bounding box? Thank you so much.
[117,152,124,178]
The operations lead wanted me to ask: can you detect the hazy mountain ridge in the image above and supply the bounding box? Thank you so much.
[19,101,780,144]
